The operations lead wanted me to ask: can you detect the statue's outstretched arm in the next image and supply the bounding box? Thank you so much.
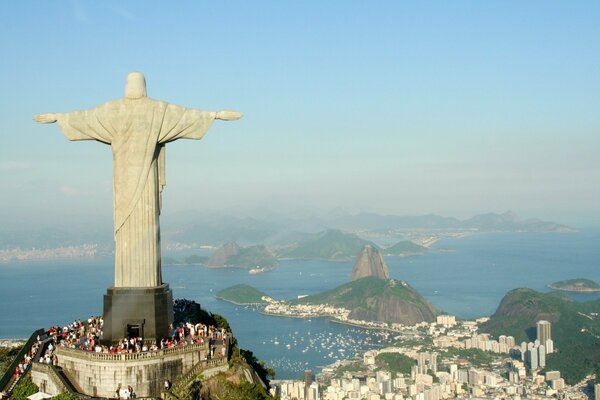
[33,113,59,124]
[215,110,242,121]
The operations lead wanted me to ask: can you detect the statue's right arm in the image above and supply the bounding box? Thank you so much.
[33,113,59,124]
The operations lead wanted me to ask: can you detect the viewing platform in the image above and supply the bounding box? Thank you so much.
[32,341,229,398]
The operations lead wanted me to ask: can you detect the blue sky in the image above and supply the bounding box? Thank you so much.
[1,1,599,228]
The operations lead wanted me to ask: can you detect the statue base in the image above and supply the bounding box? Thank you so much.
[102,284,173,345]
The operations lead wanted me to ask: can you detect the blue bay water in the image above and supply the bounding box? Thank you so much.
[1,231,599,379]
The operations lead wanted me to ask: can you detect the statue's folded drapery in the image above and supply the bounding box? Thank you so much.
[58,98,215,287]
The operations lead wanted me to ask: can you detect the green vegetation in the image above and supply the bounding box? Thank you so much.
[203,376,273,400]
[281,229,376,260]
[334,361,364,378]
[384,241,428,256]
[239,349,275,385]
[52,392,80,400]
[173,299,231,330]
[216,284,269,305]
[375,353,415,377]
[171,299,274,400]
[480,288,600,384]
[442,348,496,367]
[11,374,38,400]
[548,278,600,292]
[0,345,23,377]
[292,276,438,325]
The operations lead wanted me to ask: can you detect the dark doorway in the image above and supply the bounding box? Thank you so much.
[127,324,141,338]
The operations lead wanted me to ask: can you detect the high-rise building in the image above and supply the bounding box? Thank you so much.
[307,382,319,400]
[526,348,538,370]
[537,320,552,346]
[304,369,313,393]
[538,345,546,368]
[417,351,438,374]
[546,338,554,354]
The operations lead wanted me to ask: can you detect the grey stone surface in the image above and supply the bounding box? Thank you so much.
[34,72,241,343]
[102,284,173,344]
[351,245,390,281]
[34,72,242,288]
[31,344,227,398]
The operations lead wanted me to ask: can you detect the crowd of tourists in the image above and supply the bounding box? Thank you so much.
[38,303,230,357]
[12,340,40,377]
[1,300,230,399]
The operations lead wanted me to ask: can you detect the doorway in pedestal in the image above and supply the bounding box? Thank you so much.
[127,323,142,338]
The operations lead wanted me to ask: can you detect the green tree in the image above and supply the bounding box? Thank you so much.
[0,345,24,376]
[52,392,80,400]
[11,374,38,400]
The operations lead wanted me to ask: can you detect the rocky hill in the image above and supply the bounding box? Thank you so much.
[351,245,389,281]
[480,288,600,384]
[279,229,376,261]
[293,276,438,325]
[206,242,241,266]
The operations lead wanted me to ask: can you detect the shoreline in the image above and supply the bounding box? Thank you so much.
[216,297,267,307]
[547,284,600,293]
[260,310,416,333]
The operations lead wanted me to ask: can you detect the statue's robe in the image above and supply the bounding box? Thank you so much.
[57,97,215,287]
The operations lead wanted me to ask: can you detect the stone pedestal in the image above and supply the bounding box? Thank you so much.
[102,284,173,344]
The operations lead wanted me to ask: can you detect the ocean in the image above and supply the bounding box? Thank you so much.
[1,231,599,379]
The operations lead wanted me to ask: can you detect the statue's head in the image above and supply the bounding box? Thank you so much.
[125,72,147,99]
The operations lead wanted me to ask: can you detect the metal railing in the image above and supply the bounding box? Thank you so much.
[56,342,208,362]
[0,328,44,394]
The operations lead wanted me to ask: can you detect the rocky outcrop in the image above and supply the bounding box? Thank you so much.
[206,242,241,266]
[351,245,389,281]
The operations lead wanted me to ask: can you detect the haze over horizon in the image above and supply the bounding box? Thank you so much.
[1,1,599,230]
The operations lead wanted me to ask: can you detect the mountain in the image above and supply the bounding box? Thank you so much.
[384,241,428,256]
[351,245,389,281]
[480,288,600,384]
[227,246,278,269]
[206,242,241,266]
[206,242,278,269]
[216,284,269,305]
[293,276,438,325]
[279,229,376,261]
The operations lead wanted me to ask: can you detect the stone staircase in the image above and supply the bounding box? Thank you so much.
[163,357,228,400]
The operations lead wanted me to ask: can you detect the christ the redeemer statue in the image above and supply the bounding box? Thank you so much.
[34,72,241,288]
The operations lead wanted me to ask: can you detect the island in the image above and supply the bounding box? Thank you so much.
[548,278,600,292]
[383,240,428,256]
[216,284,269,305]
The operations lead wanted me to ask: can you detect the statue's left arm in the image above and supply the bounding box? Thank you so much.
[34,106,113,144]
[157,104,242,144]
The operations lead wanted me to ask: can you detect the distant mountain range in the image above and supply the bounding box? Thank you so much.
[0,210,574,251]
[328,210,575,233]
[160,210,573,247]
